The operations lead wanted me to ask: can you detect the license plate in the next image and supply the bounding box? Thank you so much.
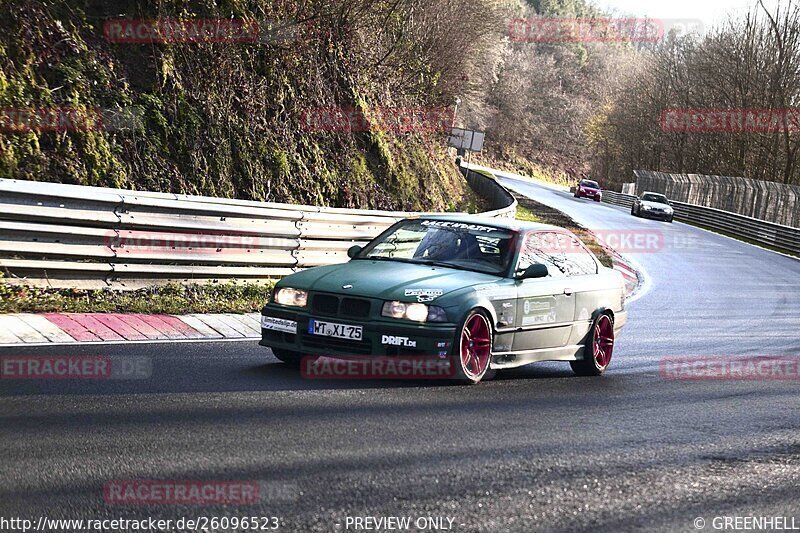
[308,319,363,340]
[261,316,297,334]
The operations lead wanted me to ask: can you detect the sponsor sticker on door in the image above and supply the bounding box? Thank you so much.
[522,298,557,326]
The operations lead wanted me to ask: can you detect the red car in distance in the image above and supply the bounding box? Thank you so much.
[574,179,603,202]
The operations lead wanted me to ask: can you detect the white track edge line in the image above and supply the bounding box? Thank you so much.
[0,336,261,348]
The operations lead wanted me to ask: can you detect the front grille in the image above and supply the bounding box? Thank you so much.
[342,297,371,318]
[312,294,339,315]
[301,334,373,355]
[310,293,372,318]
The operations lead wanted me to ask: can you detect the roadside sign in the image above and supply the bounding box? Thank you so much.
[448,127,485,152]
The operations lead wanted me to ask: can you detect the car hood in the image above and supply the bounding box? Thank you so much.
[280,260,504,302]
[581,186,601,192]
[641,200,671,209]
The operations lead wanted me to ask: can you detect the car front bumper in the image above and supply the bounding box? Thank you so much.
[259,306,458,357]
[640,210,672,220]
[578,190,602,200]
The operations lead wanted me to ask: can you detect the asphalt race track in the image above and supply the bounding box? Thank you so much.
[2,176,800,532]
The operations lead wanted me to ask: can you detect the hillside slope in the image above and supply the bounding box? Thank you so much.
[0,0,485,211]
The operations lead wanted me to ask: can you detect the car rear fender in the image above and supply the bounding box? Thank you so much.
[569,307,615,350]
[592,307,614,322]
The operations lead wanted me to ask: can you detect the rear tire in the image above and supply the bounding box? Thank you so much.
[453,309,494,384]
[571,313,615,377]
[272,348,302,367]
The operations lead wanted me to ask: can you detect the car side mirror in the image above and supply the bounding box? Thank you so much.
[347,245,363,259]
[518,264,549,280]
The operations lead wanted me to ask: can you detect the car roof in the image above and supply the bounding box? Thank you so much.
[642,191,666,196]
[413,213,564,233]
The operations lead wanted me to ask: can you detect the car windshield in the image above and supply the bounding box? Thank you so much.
[356,219,516,275]
[582,180,600,189]
[642,193,669,204]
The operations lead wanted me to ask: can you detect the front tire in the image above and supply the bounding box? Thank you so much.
[631,205,637,216]
[454,310,494,384]
[571,313,615,377]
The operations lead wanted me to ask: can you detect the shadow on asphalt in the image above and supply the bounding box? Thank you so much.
[0,343,582,397]
[243,360,577,388]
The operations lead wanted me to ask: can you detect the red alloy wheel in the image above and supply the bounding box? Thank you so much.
[460,313,492,380]
[593,314,615,369]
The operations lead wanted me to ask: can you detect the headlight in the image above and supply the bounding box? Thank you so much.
[274,288,308,308]
[642,205,652,210]
[381,301,448,323]
[426,306,448,322]
[665,207,674,214]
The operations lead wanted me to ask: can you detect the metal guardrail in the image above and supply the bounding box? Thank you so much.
[634,170,800,228]
[0,169,517,289]
[599,191,637,209]
[460,166,519,218]
[601,190,800,256]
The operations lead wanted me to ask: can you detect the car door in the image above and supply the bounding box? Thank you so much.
[557,234,602,341]
[511,231,577,351]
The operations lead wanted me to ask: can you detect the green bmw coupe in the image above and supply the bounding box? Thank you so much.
[260,215,628,384]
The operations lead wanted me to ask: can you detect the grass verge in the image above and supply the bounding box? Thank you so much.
[0,279,275,315]
[514,196,614,268]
